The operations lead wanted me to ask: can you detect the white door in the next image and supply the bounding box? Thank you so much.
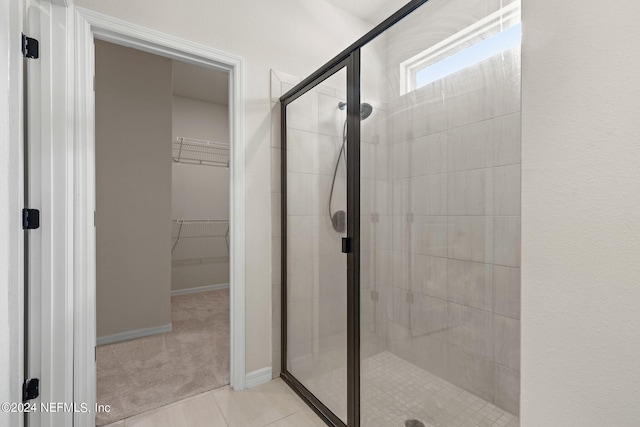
[23,0,75,425]
[24,2,43,426]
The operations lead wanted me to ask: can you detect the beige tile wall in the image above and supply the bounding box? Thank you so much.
[360,8,522,413]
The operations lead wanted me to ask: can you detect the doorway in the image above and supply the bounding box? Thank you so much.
[67,9,247,427]
[93,40,232,425]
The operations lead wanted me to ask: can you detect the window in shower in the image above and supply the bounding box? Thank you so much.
[400,1,521,94]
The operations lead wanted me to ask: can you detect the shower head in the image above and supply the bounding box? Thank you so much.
[338,101,374,120]
[360,103,373,120]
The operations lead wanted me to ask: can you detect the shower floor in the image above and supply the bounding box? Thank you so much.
[297,351,519,427]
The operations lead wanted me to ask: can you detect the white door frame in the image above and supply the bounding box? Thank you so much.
[2,0,25,426]
[70,7,247,426]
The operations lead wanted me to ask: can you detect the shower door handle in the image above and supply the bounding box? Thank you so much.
[342,237,352,254]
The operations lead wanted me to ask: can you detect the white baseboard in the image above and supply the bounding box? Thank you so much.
[97,323,172,346]
[245,367,273,389]
[171,283,230,296]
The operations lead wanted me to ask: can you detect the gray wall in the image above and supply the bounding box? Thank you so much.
[95,40,173,339]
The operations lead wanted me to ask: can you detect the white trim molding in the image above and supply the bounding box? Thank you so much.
[245,367,273,389]
[171,283,230,296]
[71,8,97,427]
[3,0,25,426]
[69,7,247,427]
[96,324,173,346]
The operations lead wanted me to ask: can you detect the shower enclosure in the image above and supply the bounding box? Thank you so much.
[280,0,521,426]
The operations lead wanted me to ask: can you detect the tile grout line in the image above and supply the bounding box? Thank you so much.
[209,389,232,427]
[262,407,307,427]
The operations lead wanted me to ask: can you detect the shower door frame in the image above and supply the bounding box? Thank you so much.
[279,54,359,427]
[280,1,430,426]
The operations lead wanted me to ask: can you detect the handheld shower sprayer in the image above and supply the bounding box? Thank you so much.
[329,101,374,233]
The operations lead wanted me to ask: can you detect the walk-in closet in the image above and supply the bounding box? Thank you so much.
[94,40,231,425]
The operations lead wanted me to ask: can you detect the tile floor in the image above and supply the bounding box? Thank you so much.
[103,352,519,427]
[297,351,519,427]
[359,352,519,427]
[101,378,325,427]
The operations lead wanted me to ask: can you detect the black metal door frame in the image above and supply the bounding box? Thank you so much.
[345,48,361,427]
[280,2,430,426]
[279,54,357,427]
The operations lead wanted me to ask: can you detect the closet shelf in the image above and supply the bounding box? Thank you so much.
[172,137,229,167]
[171,219,229,264]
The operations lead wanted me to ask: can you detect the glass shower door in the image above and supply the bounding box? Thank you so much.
[359,1,522,426]
[283,67,349,424]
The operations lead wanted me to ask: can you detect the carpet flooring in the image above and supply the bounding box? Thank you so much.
[96,289,230,426]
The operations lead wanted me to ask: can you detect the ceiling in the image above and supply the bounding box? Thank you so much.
[324,0,408,24]
[172,60,229,106]
[169,0,406,106]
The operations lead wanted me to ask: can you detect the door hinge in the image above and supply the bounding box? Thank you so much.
[22,208,40,230]
[22,378,39,401]
[21,34,39,59]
